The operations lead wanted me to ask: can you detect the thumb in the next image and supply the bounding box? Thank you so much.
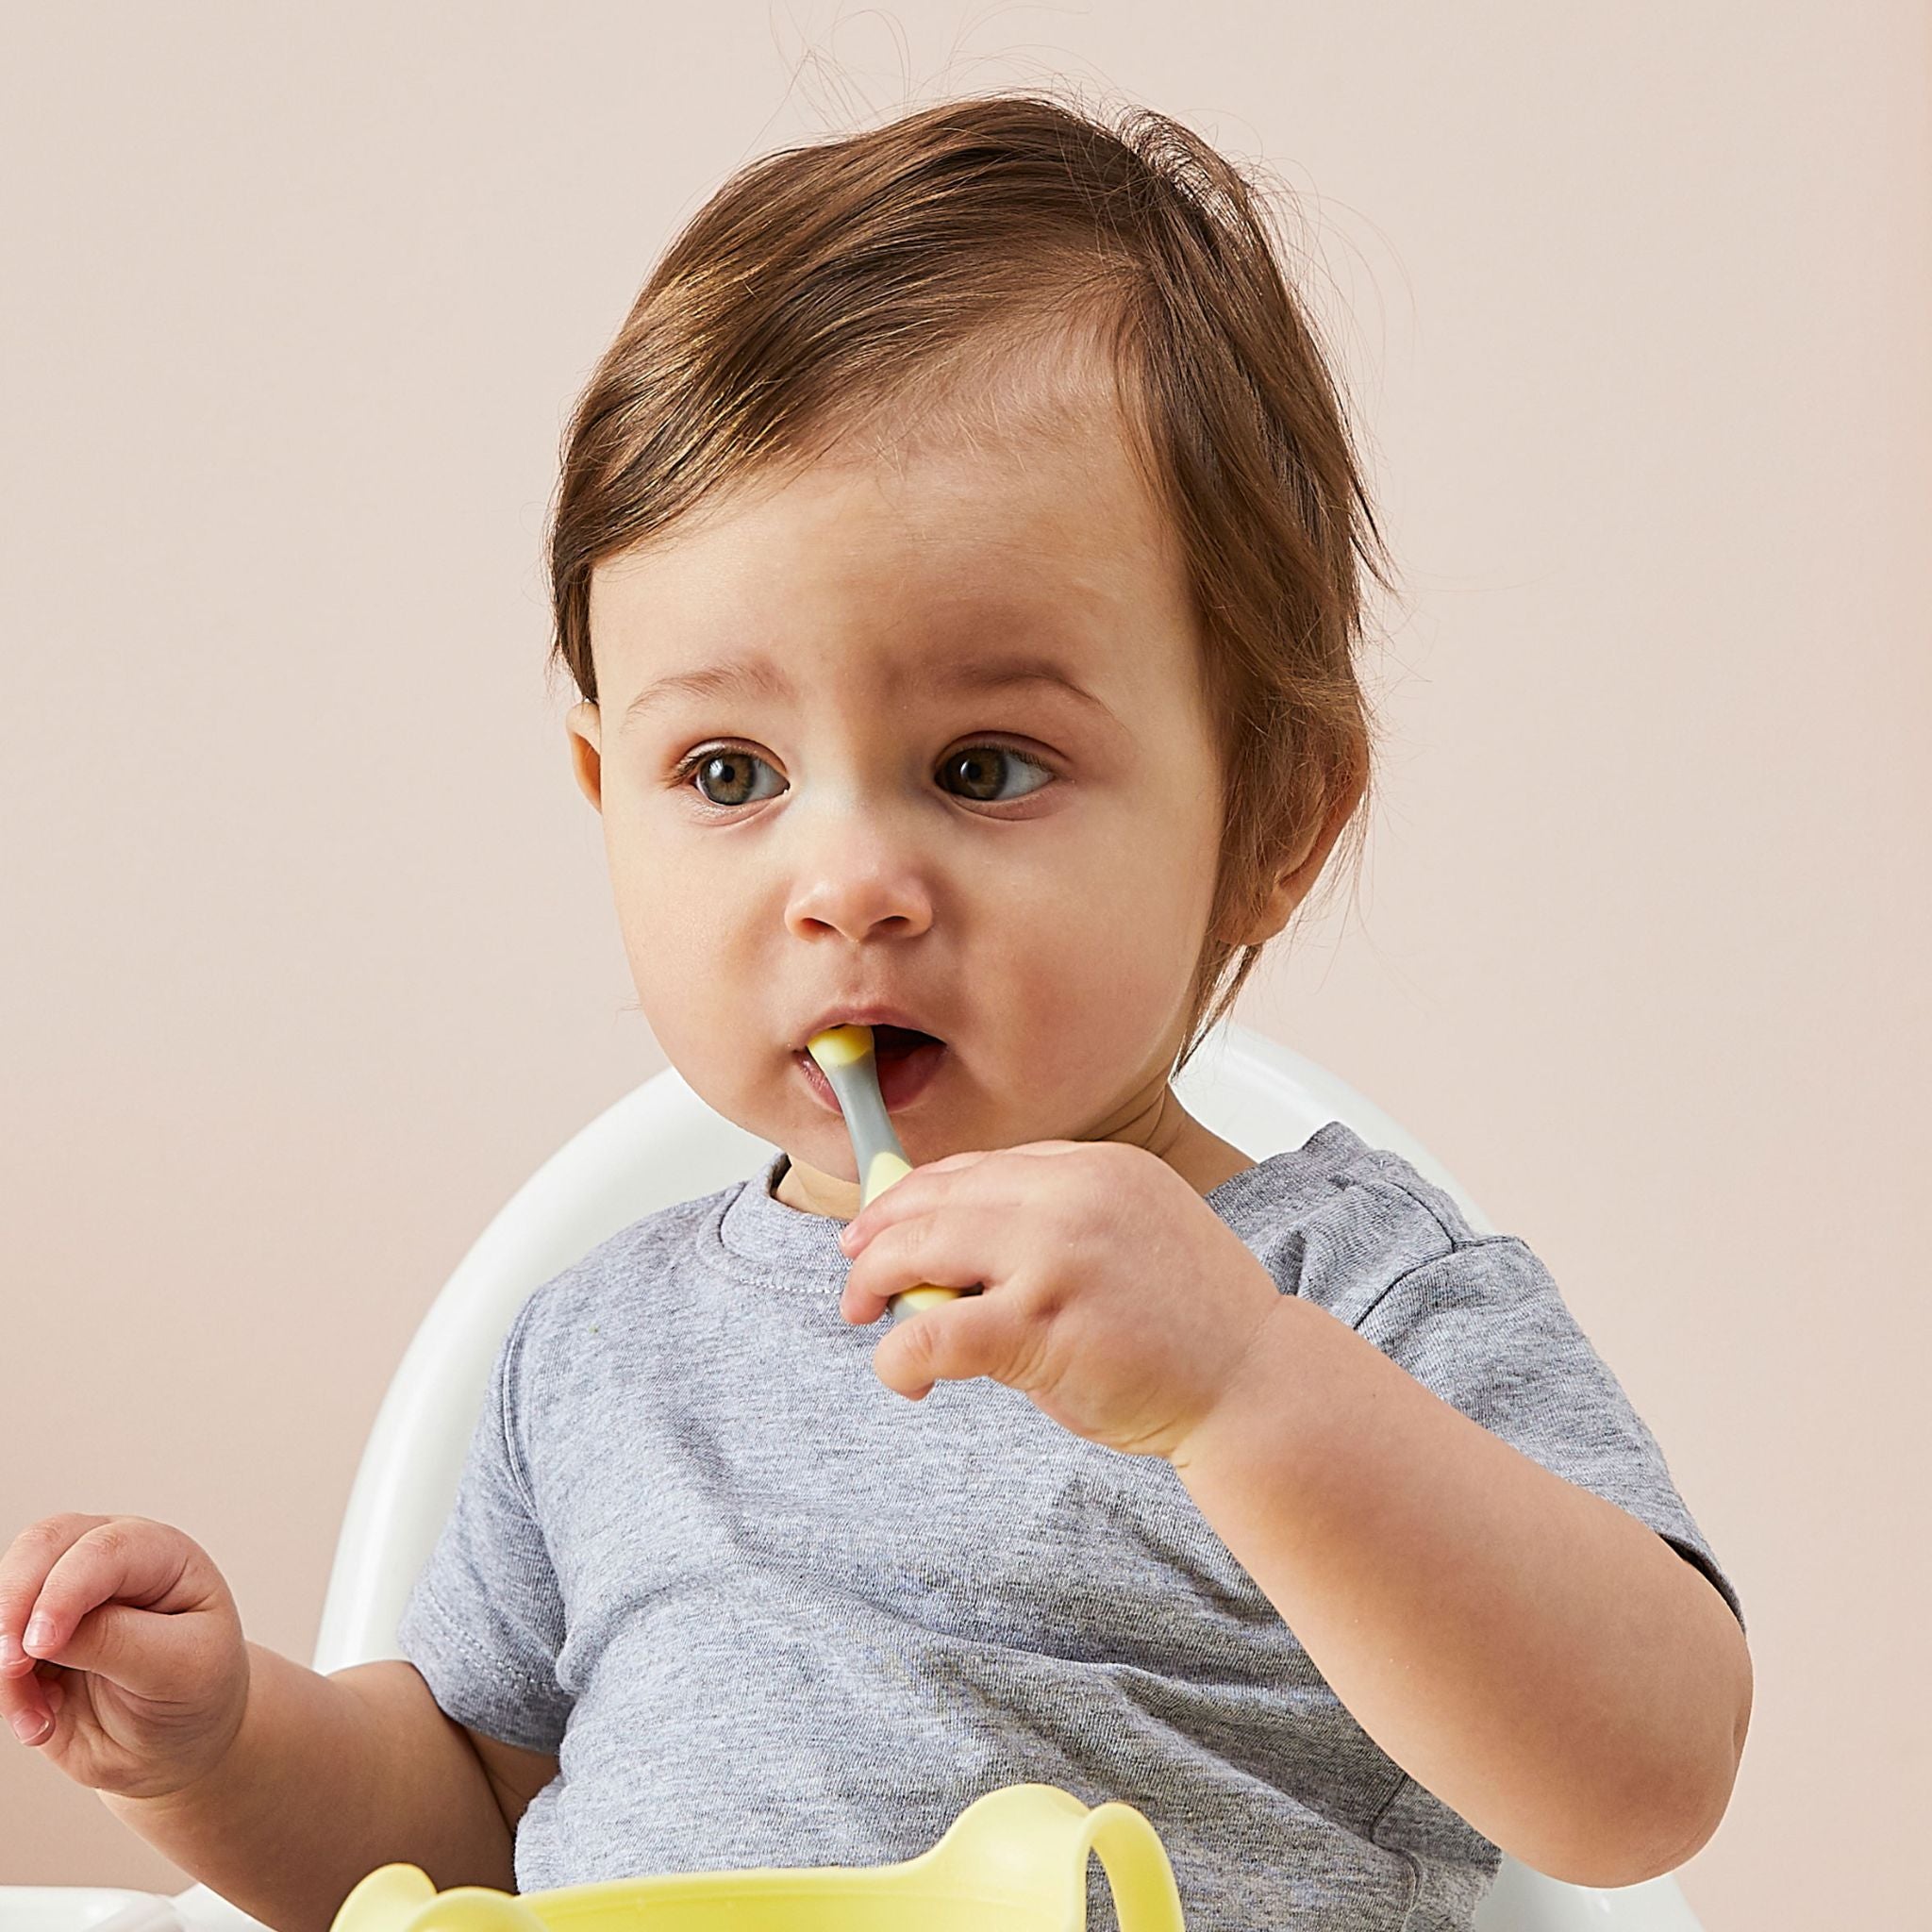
[875,1291,1001,1401]
[874,1307,942,1401]
[33,1599,211,1704]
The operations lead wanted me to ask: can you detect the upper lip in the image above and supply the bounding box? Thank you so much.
[793,1005,947,1053]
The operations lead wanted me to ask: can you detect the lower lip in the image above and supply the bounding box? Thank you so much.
[797,1041,948,1115]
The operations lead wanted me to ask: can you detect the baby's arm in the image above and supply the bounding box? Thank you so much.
[1171,1294,1751,1886]
[100,1650,520,1932]
[2,1512,524,1932]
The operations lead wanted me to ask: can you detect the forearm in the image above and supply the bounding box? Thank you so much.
[99,1644,513,1932]
[1171,1296,1751,1887]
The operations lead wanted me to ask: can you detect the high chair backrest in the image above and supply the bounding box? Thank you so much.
[305,1021,1705,1932]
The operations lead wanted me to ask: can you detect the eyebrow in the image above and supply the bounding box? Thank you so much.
[620,650,1115,729]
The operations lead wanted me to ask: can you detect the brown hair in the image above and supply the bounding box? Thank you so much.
[545,90,1396,1079]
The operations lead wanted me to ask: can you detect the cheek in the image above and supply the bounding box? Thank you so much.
[603,835,740,1024]
[985,858,1201,1094]
[1045,794,1217,963]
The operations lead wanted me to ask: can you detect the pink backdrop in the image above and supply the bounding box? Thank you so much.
[3,5,1925,1925]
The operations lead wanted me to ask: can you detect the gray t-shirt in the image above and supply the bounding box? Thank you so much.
[396,1121,1743,1928]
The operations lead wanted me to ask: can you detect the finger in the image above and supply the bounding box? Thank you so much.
[15,1520,205,1697]
[2,1657,52,1746]
[840,1139,1102,1257]
[7,1699,52,1747]
[916,1149,992,1174]
[913,1140,1083,1175]
[1,1514,113,1746]
[0,1515,113,1674]
[32,1597,217,1705]
[841,1150,1008,1254]
[870,1286,1022,1401]
[841,1212,1001,1324]
[840,1172,947,1254]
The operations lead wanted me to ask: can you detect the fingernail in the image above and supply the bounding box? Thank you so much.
[11,1707,47,1744]
[23,1617,54,1653]
[0,1632,22,1665]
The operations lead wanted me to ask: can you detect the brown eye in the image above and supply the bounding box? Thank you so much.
[941,744,1053,804]
[683,747,781,808]
[673,741,1053,813]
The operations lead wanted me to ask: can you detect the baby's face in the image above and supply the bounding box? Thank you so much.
[568,381,1246,1218]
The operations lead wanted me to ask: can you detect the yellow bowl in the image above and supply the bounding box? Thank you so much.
[330,1782,1186,1932]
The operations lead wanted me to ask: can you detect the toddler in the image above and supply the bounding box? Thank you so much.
[1,92,1750,1932]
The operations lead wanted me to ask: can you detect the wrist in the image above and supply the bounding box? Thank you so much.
[1168,1291,1302,1475]
[100,1640,258,1809]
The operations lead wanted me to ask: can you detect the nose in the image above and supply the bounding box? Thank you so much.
[783,813,937,944]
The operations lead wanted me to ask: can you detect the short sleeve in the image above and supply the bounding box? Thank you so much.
[1354,1236,1746,1635]
[395,1292,574,1750]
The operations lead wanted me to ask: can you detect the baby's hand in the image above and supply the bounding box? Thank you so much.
[0,1513,249,1799]
[836,1141,1284,1461]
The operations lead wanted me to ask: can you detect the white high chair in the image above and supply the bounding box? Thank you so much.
[0,1022,1707,1932]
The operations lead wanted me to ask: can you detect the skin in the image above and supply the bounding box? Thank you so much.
[565,355,1343,1223]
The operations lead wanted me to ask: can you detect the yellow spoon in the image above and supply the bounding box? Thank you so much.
[807,1023,974,1320]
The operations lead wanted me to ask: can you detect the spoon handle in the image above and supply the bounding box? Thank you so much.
[806,1026,968,1318]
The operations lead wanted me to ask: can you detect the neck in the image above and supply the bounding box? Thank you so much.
[771,1089,1253,1220]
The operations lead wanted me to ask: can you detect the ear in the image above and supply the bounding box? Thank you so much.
[1220,770,1364,947]
[1224,855,1318,949]
[566,702,603,812]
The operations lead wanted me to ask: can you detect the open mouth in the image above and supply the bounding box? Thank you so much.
[865,1024,943,1058]
[796,1024,948,1113]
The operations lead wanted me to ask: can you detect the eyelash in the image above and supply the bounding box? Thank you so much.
[668,741,1058,815]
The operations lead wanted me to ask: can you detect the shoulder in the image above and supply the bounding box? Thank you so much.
[1220,1121,1541,1328]
[498,1173,752,1357]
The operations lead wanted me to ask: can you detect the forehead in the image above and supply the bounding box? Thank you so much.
[589,348,1195,700]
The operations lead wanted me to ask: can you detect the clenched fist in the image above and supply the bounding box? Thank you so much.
[0,1513,249,1800]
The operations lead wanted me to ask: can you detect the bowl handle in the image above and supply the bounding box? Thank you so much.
[1082,1801,1189,1932]
[330,1869,547,1932]
[926,1784,1188,1932]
